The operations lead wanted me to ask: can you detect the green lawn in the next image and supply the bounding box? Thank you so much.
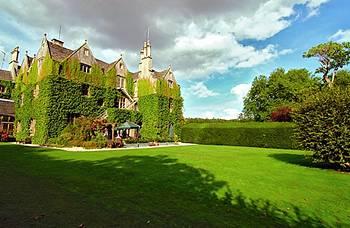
[0,143,349,227]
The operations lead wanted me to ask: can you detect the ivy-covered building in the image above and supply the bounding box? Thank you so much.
[12,34,183,144]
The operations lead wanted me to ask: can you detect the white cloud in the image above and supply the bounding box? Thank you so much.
[158,30,292,80]
[231,83,252,99]
[189,82,219,98]
[185,105,242,120]
[329,29,350,43]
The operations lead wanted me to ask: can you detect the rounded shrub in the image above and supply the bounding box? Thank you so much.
[294,87,350,169]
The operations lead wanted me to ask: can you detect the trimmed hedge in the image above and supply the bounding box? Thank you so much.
[181,122,297,149]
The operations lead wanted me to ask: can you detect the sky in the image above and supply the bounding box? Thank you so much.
[0,0,349,119]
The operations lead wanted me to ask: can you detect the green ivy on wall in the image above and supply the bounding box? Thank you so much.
[0,80,15,99]
[137,78,184,141]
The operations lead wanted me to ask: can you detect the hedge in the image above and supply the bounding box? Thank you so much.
[181,122,297,149]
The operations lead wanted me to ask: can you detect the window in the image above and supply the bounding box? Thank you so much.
[84,48,89,56]
[0,85,5,94]
[80,63,91,73]
[117,76,125,88]
[97,99,104,106]
[29,119,36,137]
[169,98,174,112]
[58,64,63,75]
[115,97,126,109]
[120,63,124,70]
[168,80,174,88]
[81,84,90,96]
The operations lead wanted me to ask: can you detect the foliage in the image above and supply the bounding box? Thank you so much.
[15,75,126,144]
[125,72,135,97]
[106,108,142,125]
[303,41,350,85]
[182,122,296,149]
[334,69,350,88]
[0,79,15,99]
[243,68,320,121]
[270,106,292,122]
[55,117,107,148]
[137,78,183,141]
[294,87,350,169]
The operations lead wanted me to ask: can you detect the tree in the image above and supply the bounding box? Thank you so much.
[334,69,350,88]
[243,68,319,121]
[303,41,350,86]
[294,87,350,170]
[243,75,270,121]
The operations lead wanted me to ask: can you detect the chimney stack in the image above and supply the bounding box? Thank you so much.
[51,38,64,47]
[9,46,19,80]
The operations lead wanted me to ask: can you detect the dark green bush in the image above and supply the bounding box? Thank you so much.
[294,87,350,169]
[182,122,296,149]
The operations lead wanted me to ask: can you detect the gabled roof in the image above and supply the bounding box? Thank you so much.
[0,69,12,81]
[129,71,139,80]
[153,68,170,79]
[106,58,122,71]
[96,59,109,70]
[47,41,74,62]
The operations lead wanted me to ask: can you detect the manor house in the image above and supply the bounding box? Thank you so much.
[5,34,183,144]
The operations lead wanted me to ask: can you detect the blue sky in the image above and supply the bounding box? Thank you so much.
[0,0,349,119]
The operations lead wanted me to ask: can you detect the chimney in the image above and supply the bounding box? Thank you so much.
[9,46,19,80]
[10,46,19,64]
[51,38,64,47]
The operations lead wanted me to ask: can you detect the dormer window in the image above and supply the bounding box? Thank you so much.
[84,48,89,56]
[168,80,174,88]
[80,63,91,73]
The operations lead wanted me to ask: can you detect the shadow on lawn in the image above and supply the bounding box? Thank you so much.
[0,144,333,227]
[269,153,347,171]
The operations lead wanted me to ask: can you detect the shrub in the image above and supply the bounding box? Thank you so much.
[182,122,296,149]
[294,87,350,169]
[92,132,107,148]
[82,141,98,149]
[0,132,9,142]
[270,106,293,122]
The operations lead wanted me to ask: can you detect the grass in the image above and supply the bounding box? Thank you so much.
[0,143,349,227]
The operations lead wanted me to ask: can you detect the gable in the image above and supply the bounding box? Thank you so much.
[69,43,96,66]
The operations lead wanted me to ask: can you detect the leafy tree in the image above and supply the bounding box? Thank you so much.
[243,68,319,121]
[243,75,270,121]
[334,69,350,88]
[294,87,350,170]
[303,41,350,86]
